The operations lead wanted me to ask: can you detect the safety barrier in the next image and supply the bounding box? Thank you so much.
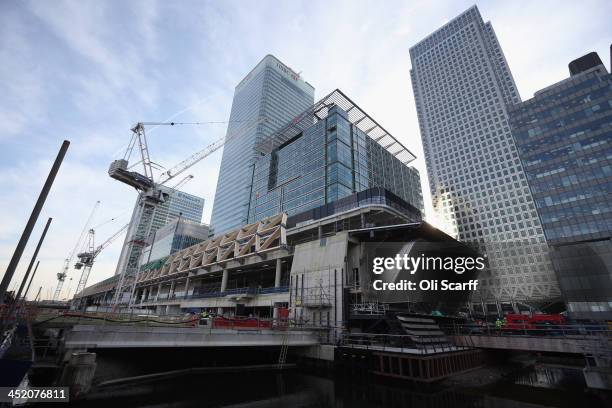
[340,332,466,354]
[137,286,290,303]
[439,322,612,339]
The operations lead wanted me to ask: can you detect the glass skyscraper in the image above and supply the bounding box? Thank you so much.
[140,218,210,267]
[151,187,204,231]
[509,52,612,319]
[210,55,315,234]
[248,90,423,223]
[410,6,560,308]
[114,187,205,276]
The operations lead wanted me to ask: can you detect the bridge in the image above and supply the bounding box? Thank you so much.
[64,325,319,349]
[442,323,612,355]
[449,334,611,354]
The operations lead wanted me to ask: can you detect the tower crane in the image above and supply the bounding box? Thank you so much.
[53,201,100,301]
[108,118,267,309]
[73,223,129,303]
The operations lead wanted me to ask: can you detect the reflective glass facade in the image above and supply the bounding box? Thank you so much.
[509,61,612,319]
[248,105,423,222]
[410,6,559,302]
[210,55,314,234]
[151,187,205,231]
[141,219,210,266]
[114,187,204,276]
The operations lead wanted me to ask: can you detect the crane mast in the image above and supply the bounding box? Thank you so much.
[73,223,128,300]
[53,201,100,301]
[108,118,267,310]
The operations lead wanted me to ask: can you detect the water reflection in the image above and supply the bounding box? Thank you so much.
[513,365,586,390]
[63,367,608,408]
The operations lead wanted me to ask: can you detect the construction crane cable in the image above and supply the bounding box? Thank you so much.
[113,119,247,161]
[92,210,130,230]
[157,117,267,185]
[52,201,100,301]
[140,120,253,126]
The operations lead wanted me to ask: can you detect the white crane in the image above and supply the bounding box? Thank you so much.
[52,201,100,301]
[108,118,267,309]
[73,223,129,301]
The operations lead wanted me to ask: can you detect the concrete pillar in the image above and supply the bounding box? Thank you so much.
[220,269,228,292]
[273,259,282,324]
[155,284,162,301]
[218,270,228,316]
[275,259,282,288]
[59,352,96,399]
[170,280,175,299]
[184,277,190,298]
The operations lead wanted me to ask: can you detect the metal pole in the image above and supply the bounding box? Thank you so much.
[0,140,69,302]
[15,218,52,302]
[15,261,41,319]
[22,261,40,301]
[6,218,52,321]
[34,287,42,302]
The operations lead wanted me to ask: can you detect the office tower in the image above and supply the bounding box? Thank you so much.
[114,187,205,276]
[210,55,315,234]
[248,89,423,223]
[151,187,204,231]
[409,6,560,308]
[140,218,210,267]
[509,51,612,320]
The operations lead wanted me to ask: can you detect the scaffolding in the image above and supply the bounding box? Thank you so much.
[300,279,332,308]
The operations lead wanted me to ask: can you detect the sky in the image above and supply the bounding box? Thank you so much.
[1,0,610,300]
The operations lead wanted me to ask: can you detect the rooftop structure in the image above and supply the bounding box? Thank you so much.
[248,91,423,223]
[255,89,417,165]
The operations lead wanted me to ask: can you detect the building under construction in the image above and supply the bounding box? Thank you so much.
[76,90,480,333]
[76,189,479,334]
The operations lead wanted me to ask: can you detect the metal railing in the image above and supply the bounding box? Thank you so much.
[350,302,388,316]
[340,333,464,354]
[33,310,200,328]
[439,322,612,339]
[33,309,321,332]
[136,286,290,304]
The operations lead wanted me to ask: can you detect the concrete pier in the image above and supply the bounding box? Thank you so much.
[58,352,97,399]
[336,345,484,382]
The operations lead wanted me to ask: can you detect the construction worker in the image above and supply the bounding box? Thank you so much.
[495,317,503,334]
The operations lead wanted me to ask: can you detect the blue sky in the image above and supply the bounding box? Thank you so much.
[1,0,611,300]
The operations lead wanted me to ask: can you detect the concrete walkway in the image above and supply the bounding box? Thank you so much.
[64,325,319,349]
